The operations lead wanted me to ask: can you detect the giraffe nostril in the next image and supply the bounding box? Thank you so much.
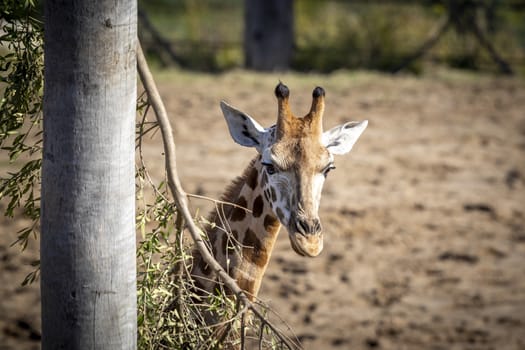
[295,218,321,236]
[296,218,309,236]
[313,219,322,234]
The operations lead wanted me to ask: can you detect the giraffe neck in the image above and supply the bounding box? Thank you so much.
[192,155,281,300]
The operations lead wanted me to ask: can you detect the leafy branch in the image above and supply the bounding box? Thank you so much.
[0,1,44,254]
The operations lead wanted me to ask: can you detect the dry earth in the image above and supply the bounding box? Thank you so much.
[1,69,525,349]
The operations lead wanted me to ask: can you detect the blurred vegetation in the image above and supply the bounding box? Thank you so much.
[139,0,243,71]
[140,0,525,74]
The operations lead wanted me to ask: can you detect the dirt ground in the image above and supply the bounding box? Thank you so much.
[1,68,524,349]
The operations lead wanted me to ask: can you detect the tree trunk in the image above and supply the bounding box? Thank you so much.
[41,1,137,349]
[244,0,294,71]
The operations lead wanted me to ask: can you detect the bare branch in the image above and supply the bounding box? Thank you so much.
[136,41,300,349]
[187,193,254,213]
[137,40,247,301]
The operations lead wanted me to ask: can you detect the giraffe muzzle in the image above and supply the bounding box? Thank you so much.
[289,217,324,257]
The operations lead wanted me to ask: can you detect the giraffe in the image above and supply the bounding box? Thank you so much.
[190,82,367,302]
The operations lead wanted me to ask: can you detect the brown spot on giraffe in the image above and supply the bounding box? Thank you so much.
[263,214,280,233]
[242,228,268,267]
[252,195,264,217]
[230,196,247,221]
[246,166,259,190]
[237,278,256,298]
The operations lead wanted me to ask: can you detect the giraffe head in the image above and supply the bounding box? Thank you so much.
[220,83,367,257]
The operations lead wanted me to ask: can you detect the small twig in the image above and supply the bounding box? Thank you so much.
[136,103,172,205]
[240,310,246,350]
[187,193,253,213]
[259,323,264,350]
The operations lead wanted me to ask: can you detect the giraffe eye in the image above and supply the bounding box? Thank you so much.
[262,162,276,175]
[322,163,336,177]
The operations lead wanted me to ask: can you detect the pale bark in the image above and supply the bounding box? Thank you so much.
[41,1,137,349]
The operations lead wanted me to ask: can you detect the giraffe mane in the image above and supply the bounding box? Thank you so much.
[206,156,259,229]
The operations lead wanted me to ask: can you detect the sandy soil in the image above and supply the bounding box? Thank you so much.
[1,69,524,349]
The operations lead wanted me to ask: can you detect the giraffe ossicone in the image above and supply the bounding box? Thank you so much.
[191,82,367,300]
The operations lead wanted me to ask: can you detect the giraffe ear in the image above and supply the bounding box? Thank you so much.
[220,101,266,151]
[322,120,368,155]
